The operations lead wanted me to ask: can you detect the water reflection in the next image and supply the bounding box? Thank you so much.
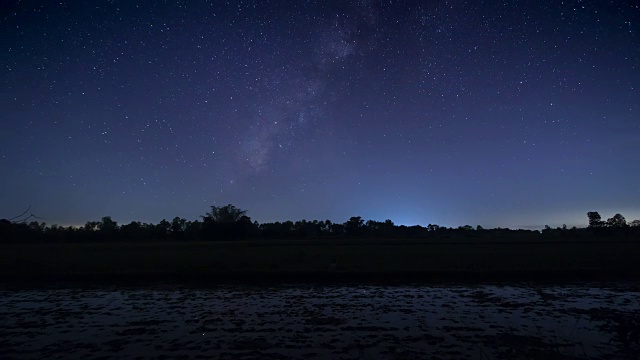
[1,283,638,359]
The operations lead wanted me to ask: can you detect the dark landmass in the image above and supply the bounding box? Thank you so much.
[2,238,639,285]
[2,206,638,284]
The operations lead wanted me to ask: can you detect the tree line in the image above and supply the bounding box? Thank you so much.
[1,205,638,243]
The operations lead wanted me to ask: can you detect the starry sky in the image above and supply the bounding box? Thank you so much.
[2,1,639,229]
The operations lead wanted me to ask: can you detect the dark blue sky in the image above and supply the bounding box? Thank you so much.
[2,1,639,228]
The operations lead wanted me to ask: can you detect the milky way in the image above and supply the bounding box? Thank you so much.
[2,1,639,228]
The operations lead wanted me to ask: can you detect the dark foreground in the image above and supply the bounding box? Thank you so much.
[1,283,639,359]
[1,239,640,283]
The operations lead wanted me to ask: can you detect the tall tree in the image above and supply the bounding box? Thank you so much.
[202,204,247,223]
[606,213,627,228]
[156,219,171,238]
[201,204,251,240]
[170,217,187,238]
[98,216,118,232]
[345,216,365,236]
[587,211,604,228]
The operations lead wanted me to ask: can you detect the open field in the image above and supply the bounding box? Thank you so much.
[1,238,639,283]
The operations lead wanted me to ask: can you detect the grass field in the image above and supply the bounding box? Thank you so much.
[1,238,639,283]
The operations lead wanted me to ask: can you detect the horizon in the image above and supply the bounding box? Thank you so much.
[9,204,640,232]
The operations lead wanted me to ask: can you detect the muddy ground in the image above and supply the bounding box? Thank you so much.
[1,282,639,359]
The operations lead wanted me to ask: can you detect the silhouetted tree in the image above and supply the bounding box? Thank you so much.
[606,213,627,228]
[362,219,395,238]
[260,222,284,238]
[45,224,67,242]
[3,204,640,243]
[201,204,252,240]
[587,211,604,228]
[97,216,118,240]
[98,216,117,231]
[202,204,247,223]
[238,215,259,238]
[156,219,171,239]
[320,220,332,235]
[28,221,46,233]
[293,219,321,238]
[170,217,187,239]
[0,219,12,242]
[330,223,345,236]
[84,221,99,232]
[542,225,556,237]
[345,216,365,237]
[184,220,202,240]
[365,220,381,236]
[121,221,145,240]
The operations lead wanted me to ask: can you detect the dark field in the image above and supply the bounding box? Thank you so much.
[1,238,639,283]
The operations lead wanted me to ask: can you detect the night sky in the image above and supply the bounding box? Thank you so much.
[2,1,639,229]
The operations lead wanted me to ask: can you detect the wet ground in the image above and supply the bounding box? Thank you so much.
[1,282,639,359]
